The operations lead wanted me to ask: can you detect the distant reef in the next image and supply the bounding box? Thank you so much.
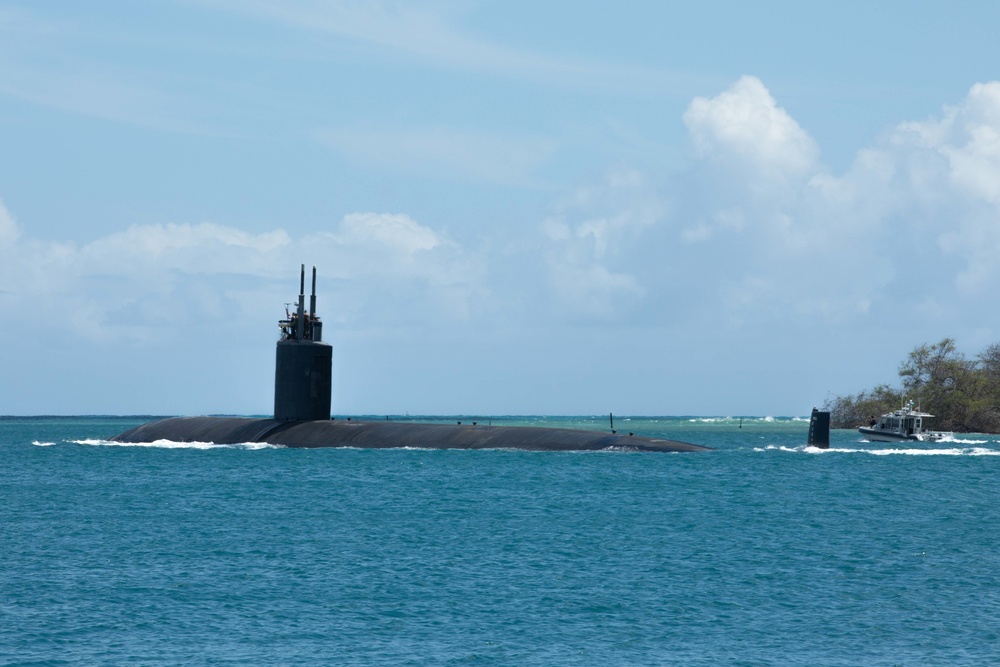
[825,338,1000,433]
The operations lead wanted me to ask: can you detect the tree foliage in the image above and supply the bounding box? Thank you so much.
[825,338,1000,432]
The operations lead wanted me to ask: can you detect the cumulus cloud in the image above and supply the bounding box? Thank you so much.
[836,82,1000,301]
[319,212,487,321]
[664,76,1000,327]
[898,81,1000,295]
[327,213,476,288]
[0,210,485,343]
[684,75,819,180]
[82,223,291,272]
[527,76,1000,332]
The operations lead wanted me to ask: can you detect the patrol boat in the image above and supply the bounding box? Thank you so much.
[858,401,952,443]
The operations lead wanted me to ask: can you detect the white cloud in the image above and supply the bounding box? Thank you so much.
[337,212,441,254]
[0,209,485,343]
[874,81,1000,297]
[684,75,819,179]
[946,83,1000,203]
[82,223,291,270]
[538,69,996,325]
[657,77,1000,327]
[318,213,487,319]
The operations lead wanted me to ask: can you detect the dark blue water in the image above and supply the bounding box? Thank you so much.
[3,416,999,666]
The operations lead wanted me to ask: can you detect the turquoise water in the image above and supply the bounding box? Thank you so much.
[3,416,1000,666]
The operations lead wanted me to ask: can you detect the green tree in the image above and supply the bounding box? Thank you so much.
[825,384,903,429]
[897,338,978,430]
[899,338,959,397]
[971,343,1000,432]
[979,342,1000,396]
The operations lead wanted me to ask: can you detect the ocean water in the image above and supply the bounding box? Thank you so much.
[3,415,999,666]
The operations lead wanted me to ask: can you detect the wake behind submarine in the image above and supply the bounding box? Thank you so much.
[113,266,710,452]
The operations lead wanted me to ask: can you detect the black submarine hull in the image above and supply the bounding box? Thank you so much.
[112,416,711,452]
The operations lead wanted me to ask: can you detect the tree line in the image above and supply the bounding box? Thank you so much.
[824,338,1000,433]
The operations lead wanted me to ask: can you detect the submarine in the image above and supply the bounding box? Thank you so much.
[113,266,710,452]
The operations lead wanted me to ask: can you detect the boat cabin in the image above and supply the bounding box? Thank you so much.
[874,413,923,437]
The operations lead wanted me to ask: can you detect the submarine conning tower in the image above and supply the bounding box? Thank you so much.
[274,264,333,421]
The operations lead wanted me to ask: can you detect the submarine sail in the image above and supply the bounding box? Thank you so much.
[274,265,332,421]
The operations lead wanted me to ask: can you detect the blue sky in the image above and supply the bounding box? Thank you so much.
[2,1,1000,416]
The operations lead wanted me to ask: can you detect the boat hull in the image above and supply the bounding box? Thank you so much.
[858,427,951,443]
[858,427,919,443]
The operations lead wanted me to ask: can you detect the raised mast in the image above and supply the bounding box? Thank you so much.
[310,266,317,320]
[296,264,306,341]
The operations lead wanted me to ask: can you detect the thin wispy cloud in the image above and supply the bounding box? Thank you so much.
[0,8,229,134]
[190,0,696,95]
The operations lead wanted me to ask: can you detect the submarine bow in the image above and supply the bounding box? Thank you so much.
[113,265,709,453]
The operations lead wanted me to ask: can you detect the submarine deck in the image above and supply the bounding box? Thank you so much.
[112,416,710,452]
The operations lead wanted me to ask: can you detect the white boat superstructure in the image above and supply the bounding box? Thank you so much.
[858,401,952,442]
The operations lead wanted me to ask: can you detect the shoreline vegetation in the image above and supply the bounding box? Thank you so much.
[824,338,1000,433]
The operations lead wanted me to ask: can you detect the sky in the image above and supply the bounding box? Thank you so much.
[2,1,1000,417]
